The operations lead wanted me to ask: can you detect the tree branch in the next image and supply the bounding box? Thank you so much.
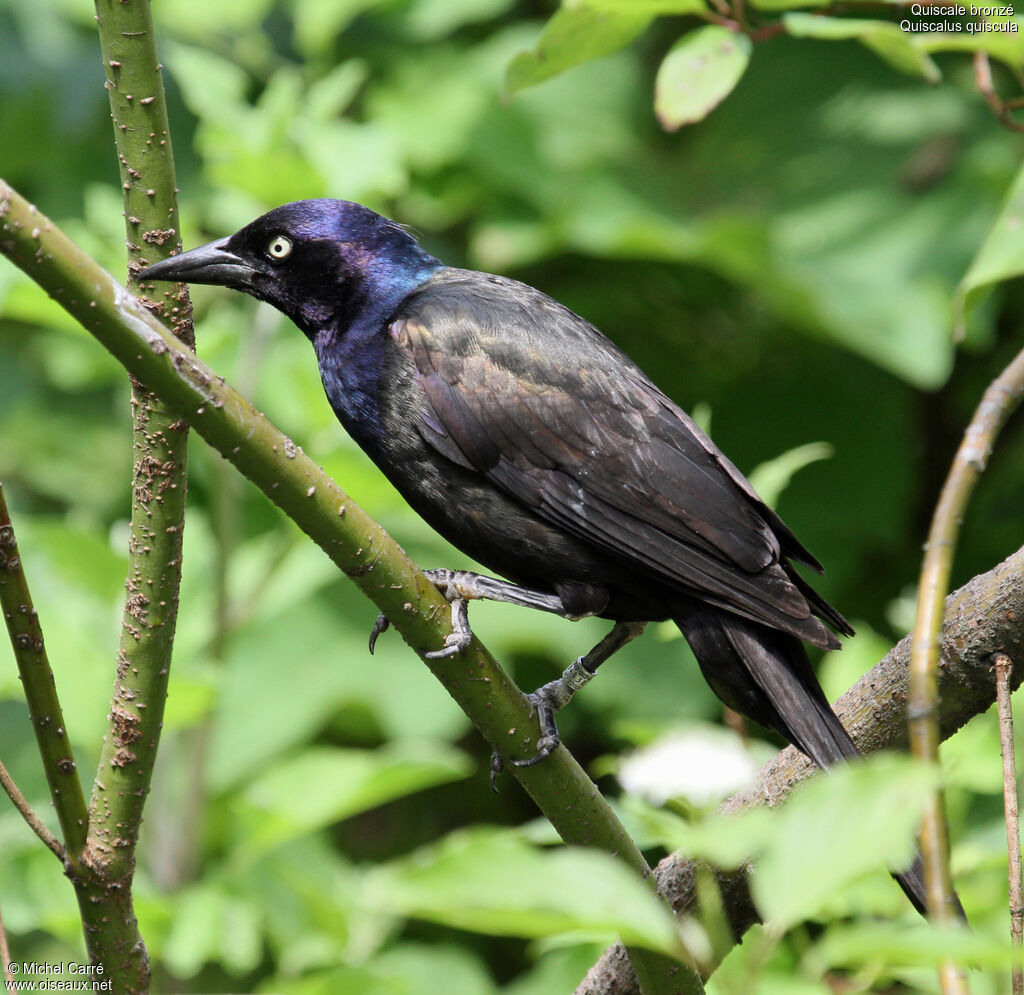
[0,182,698,995]
[0,485,87,865]
[994,651,1023,995]
[974,52,1024,134]
[0,900,13,989]
[581,542,1024,994]
[0,758,65,863]
[44,3,200,989]
[909,346,1024,974]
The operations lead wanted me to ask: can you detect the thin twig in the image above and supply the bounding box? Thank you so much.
[909,345,1024,993]
[0,486,88,865]
[0,759,65,862]
[974,51,1024,134]
[0,900,14,991]
[994,652,1023,995]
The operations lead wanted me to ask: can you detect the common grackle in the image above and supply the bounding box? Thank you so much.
[139,199,956,918]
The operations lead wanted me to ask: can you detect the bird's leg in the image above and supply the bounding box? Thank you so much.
[366,570,640,785]
[424,568,569,615]
[368,568,571,656]
[507,619,647,776]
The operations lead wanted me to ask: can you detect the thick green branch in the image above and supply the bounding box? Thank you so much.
[90,0,191,860]
[67,3,196,990]
[0,487,88,862]
[0,182,698,994]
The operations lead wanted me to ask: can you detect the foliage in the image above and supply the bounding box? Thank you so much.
[1,0,1024,992]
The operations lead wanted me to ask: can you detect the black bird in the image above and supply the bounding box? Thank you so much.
[139,199,948,917]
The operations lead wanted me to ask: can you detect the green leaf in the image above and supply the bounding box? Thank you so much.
[582,0,707,11]
[291,0,387,58]
[654,26,752,130]
[405,0,516,40]
[161,888,219,978]
[18,519,126,599]
[955,159,1024,337]
[753,755,937,926]
[152,0,275,39]
[305,60,370,121]
[207,587,469,793]
[163,42,250,124]
[815,920,1019,971]
[254,943,497,995]
[162,886,262,978]
[783,14,941,82]
[218,895,264,974]
[709,923,836,994]
[239,745,472,854]
[749,0,830,12]
[628,754,936,926]
[366,828,683,955]
[941,711,1006,795]
[623,796,776,868]
[747,441,833,510]
[615,724,776,807]
[161,676,217,730]
[370,943,494,995]
[505,7,652,96]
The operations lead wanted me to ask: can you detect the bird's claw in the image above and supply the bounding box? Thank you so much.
[512,684,564,767]
[502,659,592,774]
[488,684,564,788]
[488,750,504,792]
[368,613,390,654]
[424,587,472,659]
[512,735,561,768]
[368,569,474,658]
[486,730,564,785]
[424,617,471,659]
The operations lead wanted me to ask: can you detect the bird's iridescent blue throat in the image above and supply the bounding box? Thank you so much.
[138,198,445,442]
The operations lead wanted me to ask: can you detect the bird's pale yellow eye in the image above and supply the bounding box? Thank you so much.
[267,235,292,261]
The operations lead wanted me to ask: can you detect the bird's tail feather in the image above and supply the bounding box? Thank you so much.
[675,610,961,920]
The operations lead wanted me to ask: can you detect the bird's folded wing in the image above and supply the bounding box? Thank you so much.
[390,290,845,643]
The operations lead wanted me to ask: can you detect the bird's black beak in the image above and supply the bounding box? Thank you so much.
[138,236,256,289]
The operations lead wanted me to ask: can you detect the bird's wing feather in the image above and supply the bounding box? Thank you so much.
[391,273,846,642]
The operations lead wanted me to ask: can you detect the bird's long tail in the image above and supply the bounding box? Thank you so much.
[675,609,963,920]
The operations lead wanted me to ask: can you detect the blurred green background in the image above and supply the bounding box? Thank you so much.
[1,1,1023,992]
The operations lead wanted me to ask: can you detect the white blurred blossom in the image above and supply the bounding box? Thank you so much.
[618,725,772,806]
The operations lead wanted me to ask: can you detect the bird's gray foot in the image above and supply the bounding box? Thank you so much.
[513,657,595,767]
[368,567,567,656]
[368,584,470,658]
[424,591,471,659]
[491,620,647,780]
